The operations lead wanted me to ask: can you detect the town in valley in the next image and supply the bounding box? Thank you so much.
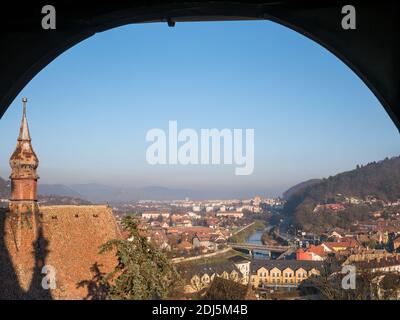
[2,110,400,300]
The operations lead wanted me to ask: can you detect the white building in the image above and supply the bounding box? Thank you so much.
[192,206,202,212]
[216,212,243,219]
[229,256,251,284]
[141,212,170,220]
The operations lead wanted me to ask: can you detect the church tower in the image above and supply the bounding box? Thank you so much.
[8,97,39,249]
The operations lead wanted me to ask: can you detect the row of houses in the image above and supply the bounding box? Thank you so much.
[296,237,360,261]
[297,229,400,262]
[250,260,322,288]
[182,254,400,296]
[352,255,400,273]
[180,256,250,293]
[181,256,322,293]
[143,225,230,254]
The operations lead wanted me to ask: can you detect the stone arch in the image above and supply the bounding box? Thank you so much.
[0,1,399,129]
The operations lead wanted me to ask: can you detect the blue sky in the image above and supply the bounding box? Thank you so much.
[0,21,399,197]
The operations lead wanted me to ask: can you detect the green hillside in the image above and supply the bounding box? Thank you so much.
[283,156,400,232]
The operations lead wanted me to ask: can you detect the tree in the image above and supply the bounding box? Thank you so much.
[304,261,396,300]
[204,277,255,300]
[99,216,182,300]
[284,156,400,233]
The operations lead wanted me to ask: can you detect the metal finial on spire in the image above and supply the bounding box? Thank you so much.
[22,97,27,116]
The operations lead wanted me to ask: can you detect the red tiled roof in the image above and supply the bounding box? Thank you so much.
[307,245,328,257]
[177,241,193,250]
[323,240,359,251]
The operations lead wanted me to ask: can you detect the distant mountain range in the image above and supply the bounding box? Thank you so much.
[54,184,268,203]
[0,177,195,203]
[0,177,270,203]
[5,156,398,204]
[67,184,196,203]
[37,184,82,198]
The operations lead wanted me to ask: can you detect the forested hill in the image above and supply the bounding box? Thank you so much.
[282,179,321,201]
[284,156,400,214]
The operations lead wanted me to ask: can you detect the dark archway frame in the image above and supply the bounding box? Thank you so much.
[0,1,399,130]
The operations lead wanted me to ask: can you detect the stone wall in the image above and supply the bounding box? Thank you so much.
[0,205,121,299]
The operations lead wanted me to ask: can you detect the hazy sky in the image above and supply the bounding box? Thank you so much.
[0,21,399,197]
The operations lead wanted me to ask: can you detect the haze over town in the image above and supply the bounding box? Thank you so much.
[0,21,399,200]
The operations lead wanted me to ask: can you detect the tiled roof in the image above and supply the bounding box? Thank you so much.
[307,245,327,256]
[250,260,324,273]
[177,240,192,249]
[354,256,400,270]
[1,205,120,299]
[179,260,243,280]
[323,239,359,250]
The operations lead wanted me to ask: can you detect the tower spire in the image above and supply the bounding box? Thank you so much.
[9,96,39,201]
[18,97,31,141]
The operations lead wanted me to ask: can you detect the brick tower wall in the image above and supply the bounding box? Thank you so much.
[11,179,37,201]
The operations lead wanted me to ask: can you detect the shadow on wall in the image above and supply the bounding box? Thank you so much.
[77,262,110,300]
[0,208,53,300]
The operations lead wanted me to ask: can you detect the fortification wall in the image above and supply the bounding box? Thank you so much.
[0,205,121,299]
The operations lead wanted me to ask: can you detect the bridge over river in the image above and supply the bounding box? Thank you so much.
[229,243,292,253]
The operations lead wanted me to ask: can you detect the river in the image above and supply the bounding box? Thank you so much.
[246,225,273,245]
[246,229,264,245]
[246,227,271,259]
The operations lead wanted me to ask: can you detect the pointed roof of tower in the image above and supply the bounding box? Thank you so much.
[9,97,39,174]
[18,97,31,141]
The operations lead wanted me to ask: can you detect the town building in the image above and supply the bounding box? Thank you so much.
[228,255,251,284]
[296,245,327,261]
[341,249,399,266]
[141,211,170,220]
[192,233,216,251]
[216,211,243,219]
[354,256,400,273]
[313,203,345,213]
[250,260,322,288]
[180,257,247,293]
[320,238,360,253]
